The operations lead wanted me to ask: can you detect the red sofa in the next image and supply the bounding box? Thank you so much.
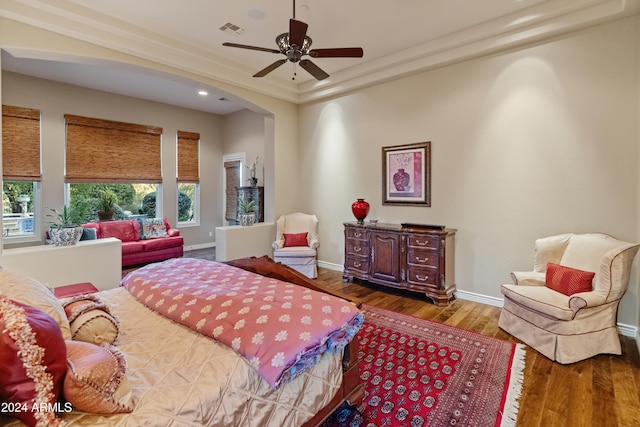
[83,219,183,267]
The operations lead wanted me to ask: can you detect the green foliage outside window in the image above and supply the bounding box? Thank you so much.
[3,182,35,214]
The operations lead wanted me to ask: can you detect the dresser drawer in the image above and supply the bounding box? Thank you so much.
[407,234,439,250]
[345,256,370,274]
[346,227,367,240]
[406,267,438,287]
[346,239,369,256]
[406,248,439,268]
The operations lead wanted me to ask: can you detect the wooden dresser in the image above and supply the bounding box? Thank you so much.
[343,222,456,306]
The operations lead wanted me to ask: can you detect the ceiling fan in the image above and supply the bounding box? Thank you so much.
[222,1,363,81]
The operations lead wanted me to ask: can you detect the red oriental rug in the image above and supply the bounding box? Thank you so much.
[325,304,525,427]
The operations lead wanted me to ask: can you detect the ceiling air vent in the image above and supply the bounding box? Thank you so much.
[219,23,245,36]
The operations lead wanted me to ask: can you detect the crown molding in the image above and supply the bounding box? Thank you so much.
[297,0,640,103]
[1,0,639,105]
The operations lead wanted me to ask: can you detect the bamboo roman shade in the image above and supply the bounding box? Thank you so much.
[2,105,41,181]
[224,160,241,221]
[65,114,162,183]
[177,130,200,183]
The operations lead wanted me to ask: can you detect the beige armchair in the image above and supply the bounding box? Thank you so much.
[272,213,319,278]
[499,233,639,364]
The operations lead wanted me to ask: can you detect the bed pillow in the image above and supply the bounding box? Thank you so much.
[0,269,71,340]
[63,295,120,345]
[0,296,67,427]
[283,232,308,247]
[64,340,133,414]
[545,262,595,296]
[141,218,169,239]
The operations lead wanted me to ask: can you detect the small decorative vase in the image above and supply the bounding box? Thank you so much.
[351,198,370,224]
[393,168,410,191]
[239,213,255,226]
[49,226,83,246]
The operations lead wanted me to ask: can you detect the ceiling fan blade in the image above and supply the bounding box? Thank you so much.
[223,42,280,54]
[299,59,330,81]
[253,59,288,77]
[289,19,308,48]
[309,47,364,58]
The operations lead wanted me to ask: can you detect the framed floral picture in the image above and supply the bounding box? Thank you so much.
[382,141,431,206]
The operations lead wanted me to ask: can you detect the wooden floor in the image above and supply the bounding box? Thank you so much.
[184,249,640,426]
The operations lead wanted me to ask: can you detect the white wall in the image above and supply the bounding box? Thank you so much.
[299,17,640,326]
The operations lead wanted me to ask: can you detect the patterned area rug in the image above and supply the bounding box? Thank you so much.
[325,304,525,427]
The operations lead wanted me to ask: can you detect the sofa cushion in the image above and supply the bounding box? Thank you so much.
[99,221,140,243]
[141,236,184,252]
[545,263,595,296]
[141,218,169,239]
[501,283,576,321]
[121,241,144,255]
[80,227,97,241]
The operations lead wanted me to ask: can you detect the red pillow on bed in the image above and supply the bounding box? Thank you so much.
[545,262,595,296]
[64,340,133,414]
[0,296,67,427]
[283,232,308,247]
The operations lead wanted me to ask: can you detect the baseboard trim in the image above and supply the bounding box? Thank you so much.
[318,260,343,272]
[617,323,638,339]
[455,290,504,307]
[323,261,638,338]
[184,242,216,251]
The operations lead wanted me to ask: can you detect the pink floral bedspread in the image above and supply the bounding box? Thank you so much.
[121,258,363,388]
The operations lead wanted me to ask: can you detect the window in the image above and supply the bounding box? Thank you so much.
[68,183,159,221]
[177,131,200,225]
[64,115,163,221]
[2,105,42,241]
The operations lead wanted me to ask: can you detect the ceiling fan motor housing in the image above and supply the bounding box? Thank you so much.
[276,33,312,63]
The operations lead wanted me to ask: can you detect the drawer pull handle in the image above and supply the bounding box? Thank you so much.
[416,240,429,246]
[416,274,429,281]
[355,247,362,252]
[354,232,362,238]
[354,262,361,267]
[416,256,429,263]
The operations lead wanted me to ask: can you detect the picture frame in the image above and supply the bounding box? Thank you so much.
[382,141,431,206]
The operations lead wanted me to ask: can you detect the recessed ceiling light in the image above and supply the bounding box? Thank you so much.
[198,90,208,96]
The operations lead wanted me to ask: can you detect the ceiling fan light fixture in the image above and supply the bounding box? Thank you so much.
[275,33,312,63]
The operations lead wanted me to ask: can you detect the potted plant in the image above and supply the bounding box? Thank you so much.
[237,198,256,226]
[47,205,85,246]
[97,189,118,221]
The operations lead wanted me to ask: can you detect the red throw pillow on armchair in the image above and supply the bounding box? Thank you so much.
[0,296,67,427]
[283,232,309,247]
[545,262,595,296]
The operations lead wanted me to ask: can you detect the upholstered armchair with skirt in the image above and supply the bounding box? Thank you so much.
[499,233,639,364]
[272,213,319,278]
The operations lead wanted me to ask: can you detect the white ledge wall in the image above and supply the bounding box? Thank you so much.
[215,223,276,262]
[0,238,122,291]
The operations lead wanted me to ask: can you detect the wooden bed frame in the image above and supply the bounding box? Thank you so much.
[225,256,365,426]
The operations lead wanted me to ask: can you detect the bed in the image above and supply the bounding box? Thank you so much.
[0,256,364,427]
